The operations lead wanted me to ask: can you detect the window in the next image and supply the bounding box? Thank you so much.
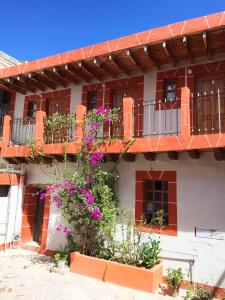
[144,180,168,225]
[87,91,97,110]
[164,81,177,102]
[0,185,10,197]
[28,102,37,118]
[135,171,177,236]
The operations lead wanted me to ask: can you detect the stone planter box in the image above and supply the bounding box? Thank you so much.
[70,252,163,292]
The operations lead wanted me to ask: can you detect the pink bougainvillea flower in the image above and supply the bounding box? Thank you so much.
[96,106,105,115]
[39,192,45,201]
[106,116,112,122]
[91,207,102,221]
[63,227,73,236]
[55,224,62,232]
[46,187,53,194]
[90,122,98,131]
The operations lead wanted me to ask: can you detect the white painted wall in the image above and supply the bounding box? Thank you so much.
[0,184,23,246]
[117,153,225,288]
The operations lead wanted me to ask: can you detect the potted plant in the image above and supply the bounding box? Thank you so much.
[186,285,213,300]
[166,267,185,296]
[54,252,68,270]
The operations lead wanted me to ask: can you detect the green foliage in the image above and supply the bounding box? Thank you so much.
[137,240,161,269]
[54,252,68,263]
[150,209,166,226]
[186,285,214,300]
[167,268,185,288]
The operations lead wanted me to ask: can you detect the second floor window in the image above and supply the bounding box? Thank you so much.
[164,80,177,102]
[87,91,97,111]
[28,102,37,118]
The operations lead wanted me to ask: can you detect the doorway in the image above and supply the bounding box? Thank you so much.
[194,73,225,134]
[32,191,45,243]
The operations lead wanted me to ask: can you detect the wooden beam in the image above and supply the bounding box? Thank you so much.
[33,73,57,90]
[143,46,160,70]
[122,153,136,162]
[3,157,19,164]
[127,50,145,72]
[3,79,26,94]
[56,65,80,85]
[214,148,225,161]
[167,151,178,160]
[49,154,65,162]
[13,157,28,164]
[78,61,102,81]
[15,76,37,93]
[108,55,130,76]
[65,154,77,162]
[188,150,200,160]
[68,64,91,83]
[162,42,176,66]
[26,74,46,91]
[202,32,212,59]
[143,152,156,161]
[44,69,68,87]
[93,58,117,79]
[183,36,194,64]
[106,153,120,162]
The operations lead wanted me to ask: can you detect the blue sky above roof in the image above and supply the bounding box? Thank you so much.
[1,0,225,61]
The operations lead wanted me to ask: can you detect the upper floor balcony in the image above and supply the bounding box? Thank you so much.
[1,85,225,163]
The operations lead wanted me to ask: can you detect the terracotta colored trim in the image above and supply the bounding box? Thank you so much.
[0,174,20,185]
[0,241,19,251]
[0,11,225,79]
[20,242,56,257]
[135,171,177,237]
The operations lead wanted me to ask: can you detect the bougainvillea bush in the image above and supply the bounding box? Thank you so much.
[42,106,120,256]
[40,106,161,269]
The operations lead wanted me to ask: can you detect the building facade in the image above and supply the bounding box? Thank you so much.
[0,11,225,294]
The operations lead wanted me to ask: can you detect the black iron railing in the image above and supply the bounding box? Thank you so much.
[133,100,180,138]
[191,89,225,135]
[11,117,36,145]
[44,113,76,144]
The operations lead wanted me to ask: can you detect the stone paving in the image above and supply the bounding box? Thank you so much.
[0,248,175,300]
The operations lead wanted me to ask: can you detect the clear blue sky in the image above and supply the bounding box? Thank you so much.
[1,0,225,61]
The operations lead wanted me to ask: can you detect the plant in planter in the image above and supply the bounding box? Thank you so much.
[166,267,185,296]
[186,285,214,300]
[54,252,69,270]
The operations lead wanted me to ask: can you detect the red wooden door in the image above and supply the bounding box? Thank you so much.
[195,73,225,134]
[48,98,66,116]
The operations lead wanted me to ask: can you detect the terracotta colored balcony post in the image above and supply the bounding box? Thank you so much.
[123,97,134,139]
[35,111,46,147]
[2,115,12,146]
[181,87,191,136]
[76,105,87,142]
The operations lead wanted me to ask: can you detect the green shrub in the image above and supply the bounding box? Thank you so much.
[167,268,185,288]
[186,285,214,300]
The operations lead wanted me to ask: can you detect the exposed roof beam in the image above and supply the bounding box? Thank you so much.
[108,55,130,76]
[44,69,68,88]
[78,61,102,81]
[93,58,117,79]
[15,76,37,93]
[143,46,160,70]
[122,153,136,162]
[167,151,178,160]
[214,148,225,161]
[56,65,80,85]
[33,73,57,90]
[2,79,26,94]
[26,74,46,91]
[143,152,156,161]
[188,150,200,159]
[68,64,91,83]
[183,36,194,64]
[127,50,145,72]
[162,42,176,67]
[202,32,212,59]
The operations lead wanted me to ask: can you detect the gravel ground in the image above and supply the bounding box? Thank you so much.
[0,248,175,300]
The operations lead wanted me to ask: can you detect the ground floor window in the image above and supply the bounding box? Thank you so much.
[135,171,177,236]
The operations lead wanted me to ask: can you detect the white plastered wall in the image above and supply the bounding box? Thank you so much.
[117,153,225,288]
[0,184,23,246]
